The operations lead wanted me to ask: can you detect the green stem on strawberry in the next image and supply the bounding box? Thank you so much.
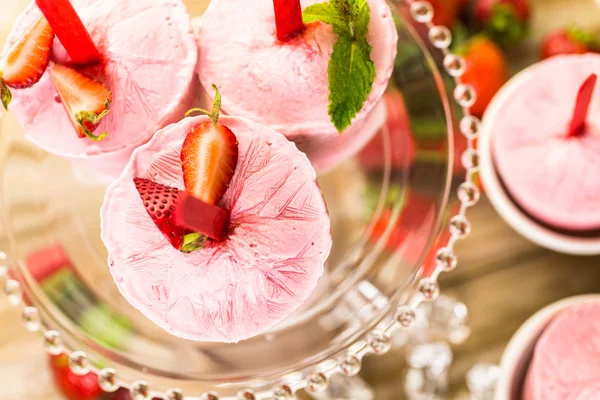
[180,232,207,253]
[0,77,11,110]
[76,105,110,141]
[185,84,222,126]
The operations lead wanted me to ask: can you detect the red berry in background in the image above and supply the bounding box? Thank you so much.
[49,354,103,400]
[472,0,531,47]
[458,36,508,118]
[357,90,416,171]
[541,27,600,59]
[428,0,466,27]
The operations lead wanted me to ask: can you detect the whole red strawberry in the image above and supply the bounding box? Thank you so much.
[458,36,508,117]
[473,0,531,47]
[541,27,600,59]
[49,354,103,400]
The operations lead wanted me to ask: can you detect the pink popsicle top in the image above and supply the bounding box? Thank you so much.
[523,300,600,399]
[4,0,198,174]
[101,116,332,343]
[194,0,397,171]
[490,55,600,231]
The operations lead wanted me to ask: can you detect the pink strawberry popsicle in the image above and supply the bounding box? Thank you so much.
[490,54,600,231]
[3,0,198,179]
[194,0,398,172]
[101,115,332,343]
[523,300,600,399]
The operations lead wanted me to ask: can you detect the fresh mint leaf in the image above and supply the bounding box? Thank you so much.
[302,0,376,133]
[329,35,375,132]
[351,0,370,39]
[303,3,351,36]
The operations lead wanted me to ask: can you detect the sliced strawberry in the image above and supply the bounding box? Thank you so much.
[182,86,239,205]
[36,0,103,66]
[273,0,305,42]
[175,191,230,242]
[134,178,205,253]
[0,16,54,109]
[48,64,111,141]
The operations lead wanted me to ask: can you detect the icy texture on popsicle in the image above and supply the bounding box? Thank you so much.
[3,0,198,178]
[194,0,398,172]
[491,54,600,231]
[523,300,600,399]
[101,116,332,342]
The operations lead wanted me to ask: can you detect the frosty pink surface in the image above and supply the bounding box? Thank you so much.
[193,0,398,172]
[491,55,600,231]
[4,0,198,178]
[523,300,600,399]
[101,116,332,343]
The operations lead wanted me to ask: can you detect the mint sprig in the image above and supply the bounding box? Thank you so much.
[303,0,375,133]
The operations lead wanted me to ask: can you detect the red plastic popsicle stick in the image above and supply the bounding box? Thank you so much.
[568,73,597,138]
[273,0,306,42]
[175,192,230,242]
[35,0,103,66]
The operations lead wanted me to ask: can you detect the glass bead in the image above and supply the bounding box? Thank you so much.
[69,351,90,376]
[237,389,256,400]
[428,26,452,49]
[22,306,41,332]
[4,279,22,305]
[166,389,184,400]
[98,368,119,393]
[397,306,417,328]
[307,372,328,393]
[200,392,219,400]
[460,115,481,140]
[454,84,477,108]
[418,279,440,301]
[462,149,480,171]
[368,331,392,354]
[458,182,480,207]
[340,355,362,376]
[0,251,8,277]
[409,1,434,23]
[131,381,150,400]
[272,385,293,399]
[44,330,63,355]
[443,54,466,77]
[450,215,471,239]
[435,248,457,272]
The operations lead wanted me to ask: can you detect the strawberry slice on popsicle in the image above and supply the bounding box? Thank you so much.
[182,85,239,205]
[0,16,54,109]
[35,0,103,66]
[49,64,111,141]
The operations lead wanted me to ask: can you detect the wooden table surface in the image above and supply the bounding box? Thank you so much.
[1,0,599,399]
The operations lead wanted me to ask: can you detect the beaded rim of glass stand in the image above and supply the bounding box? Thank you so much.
[0,1,481,399]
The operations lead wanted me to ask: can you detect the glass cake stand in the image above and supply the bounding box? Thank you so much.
[0,0,482,399]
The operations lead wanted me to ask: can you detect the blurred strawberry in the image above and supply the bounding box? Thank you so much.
[369,190,436,251]
[428,0,466,27]
[541,27,600,59]
[472,0,531,47]
[357,90,416,171]
[458,36,508,117]
[49,354,103,400]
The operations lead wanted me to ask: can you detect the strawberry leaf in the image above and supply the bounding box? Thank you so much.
[185,84,223,126]
[329,35,375,132]
[180,233,206,253]
[0,79,11,110]
[76,108,110,141]
[303,0,375,133]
